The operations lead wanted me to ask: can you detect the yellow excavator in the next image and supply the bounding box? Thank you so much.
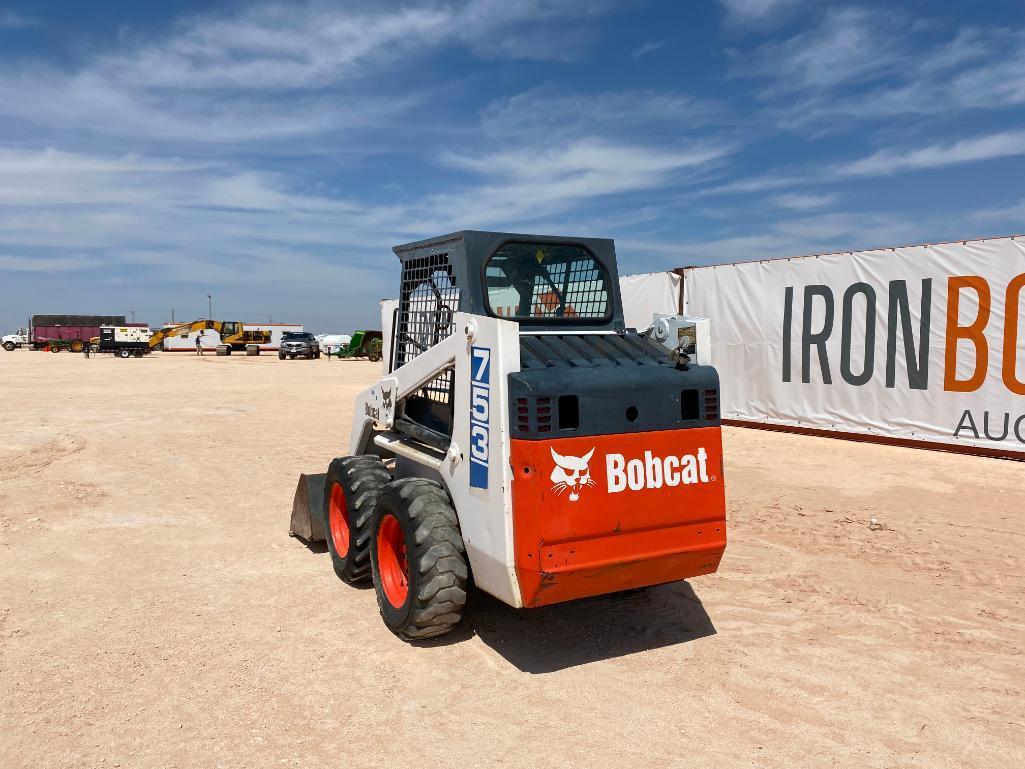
[148,320,271,351]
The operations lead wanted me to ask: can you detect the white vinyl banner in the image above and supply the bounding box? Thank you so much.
[619,271,681,330]
[682,236,1025,456]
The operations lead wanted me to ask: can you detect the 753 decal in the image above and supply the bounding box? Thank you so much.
[469,346,490,489]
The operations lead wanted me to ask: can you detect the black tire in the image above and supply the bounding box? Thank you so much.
[2,342,14,352]
[323,456,390,584]
[370,479,468,640]
[118,349,131,359]
[314,351,321,359]
[134,349,144,358]
[278,353,285,360]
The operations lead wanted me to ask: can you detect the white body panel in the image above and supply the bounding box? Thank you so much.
[107,326,151,343]
[380,298,399,373]
[160,323,303,351]
[350,313,524,607]
[2,328,30,347]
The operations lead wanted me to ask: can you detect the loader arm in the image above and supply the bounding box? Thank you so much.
[147,319,256,349]
[349,311,525,607]
[148,319,216,349]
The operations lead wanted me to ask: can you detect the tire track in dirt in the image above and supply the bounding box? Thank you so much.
[0,435,86,480]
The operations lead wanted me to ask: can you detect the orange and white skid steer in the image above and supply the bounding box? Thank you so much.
[311,230,727,640]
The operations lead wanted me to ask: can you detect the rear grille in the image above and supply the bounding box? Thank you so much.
[703,389,719,420]
[516,396,553,433]
[516,398,529,433]
[536,397,552,433]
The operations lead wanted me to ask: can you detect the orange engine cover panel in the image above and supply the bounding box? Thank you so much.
[510,427,727,607]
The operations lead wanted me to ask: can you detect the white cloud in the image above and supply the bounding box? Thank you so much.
[835,130,1025,177]
[432,138,734,226]
[773,27,1025,128]
[0,0,611,151]
[770,191,837,210]
[0,254,98,272]
[632,40,666,59]
[0,8,36,28]
[737,7,904,93]
[718,0,802,25]
[619,211,938,272]
[480,85,723,143]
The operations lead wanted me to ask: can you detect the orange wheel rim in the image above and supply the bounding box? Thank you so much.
[377,513,409,608]
[328,482,350,558]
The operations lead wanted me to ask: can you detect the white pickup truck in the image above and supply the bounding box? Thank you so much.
[2,328,30,351]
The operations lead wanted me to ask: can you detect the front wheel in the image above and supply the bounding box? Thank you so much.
[323,456,391,584]
[118,349,131,358]
[2,342,14,352]
[370,479,468,640]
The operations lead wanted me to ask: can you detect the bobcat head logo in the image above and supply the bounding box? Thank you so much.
[381,388,393,411]
[550,447,596,502]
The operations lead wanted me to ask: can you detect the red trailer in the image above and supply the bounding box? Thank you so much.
[29,315,132,352]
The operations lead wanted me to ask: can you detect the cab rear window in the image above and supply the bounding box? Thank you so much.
[484,243,611,322]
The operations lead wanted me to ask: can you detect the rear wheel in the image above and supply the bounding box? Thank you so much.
[370,479,468,640]
[323,456,390,584]
[69,340,85,353]
[134,349,144,358]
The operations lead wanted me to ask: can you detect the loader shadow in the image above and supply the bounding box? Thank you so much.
[428,581,716,674]
[289,534,327,554]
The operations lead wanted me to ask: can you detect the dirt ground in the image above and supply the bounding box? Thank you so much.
[0,349,1022,769]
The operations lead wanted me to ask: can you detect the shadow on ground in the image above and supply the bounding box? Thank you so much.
[424,581,716,674]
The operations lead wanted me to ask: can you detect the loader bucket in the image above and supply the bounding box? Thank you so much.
[289,472,327,542]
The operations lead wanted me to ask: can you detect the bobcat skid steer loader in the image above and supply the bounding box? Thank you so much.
[310,230,727,640]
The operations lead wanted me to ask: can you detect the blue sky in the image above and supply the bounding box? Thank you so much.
[1,0,1024,332]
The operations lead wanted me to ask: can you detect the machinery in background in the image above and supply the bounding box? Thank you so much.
[97,326,152,358]
[3,315,140,352]
[1,327,29,351]
[147,320,271,353]
[330,330,383,361]
[291,230,727,641]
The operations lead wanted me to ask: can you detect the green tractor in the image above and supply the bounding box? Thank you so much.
[332,330,384,362]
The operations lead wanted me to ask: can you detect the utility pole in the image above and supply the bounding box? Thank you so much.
[171,308,175,324]
[207,294,212,320]
[130,309,135,323]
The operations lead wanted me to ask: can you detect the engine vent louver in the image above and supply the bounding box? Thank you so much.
[517,397,529,433]
[703,389,719,421]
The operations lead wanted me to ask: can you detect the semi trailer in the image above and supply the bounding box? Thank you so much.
[2,315,138,352]
[293,230,727,640]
